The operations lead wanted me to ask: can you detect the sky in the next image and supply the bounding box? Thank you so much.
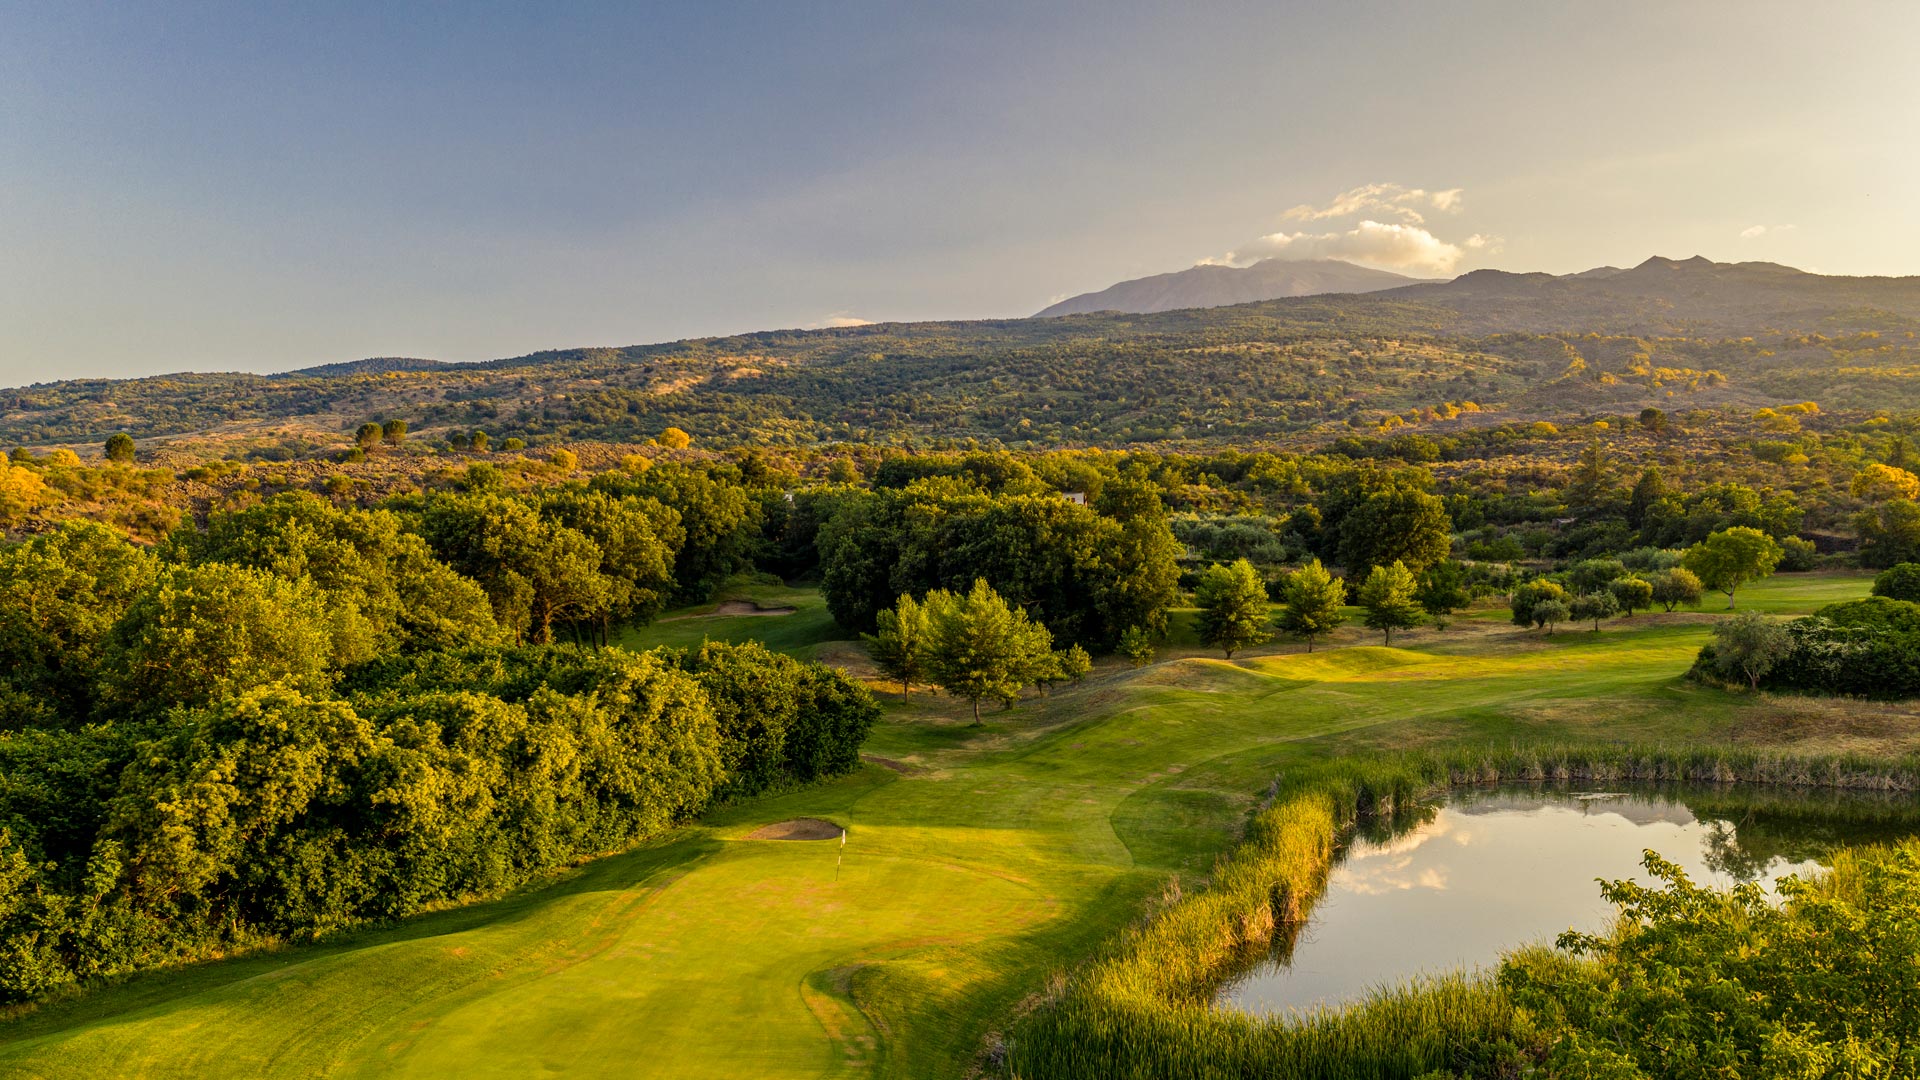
[4,1,1918,384]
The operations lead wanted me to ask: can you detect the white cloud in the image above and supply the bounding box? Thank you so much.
[1281,183,1466,226]
[1740,223,1796,240]
[1212,183,1490,276]
[808,313,874,329]
[1219,220,1474,276]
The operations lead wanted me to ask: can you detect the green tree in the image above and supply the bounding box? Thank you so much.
[1511,579,1568,628]
[172,493,504,653]
[413,493,611,643]
[0,521,157,723]
[99,563,370,715]
[1118,626,1155,668]
[1568,558,1626,596]
[1532,598,1570,634]
[863,592,931,697]
[1564,439,1617,513]
[924,579,1053,724]
[1058,643,1092,685]
[1092,477,1182,641]
[470,430,491,453]
[1569,590,1619,632]
[103,433,135,463]
[1276,559,1346,651]
[1413,560,1468,628]
[1711,611,1792,689]
[1649,567,1705,612]
[1609,575,1655,617]
[1627,466,1669,530]
[1855,499,1920,569]
[1682,527,1784,609]
[355,422,383,450]
[1334,487,1452,579]
[381,418,408,444]
[1194,559,1271,658]
[1357,560,1423,645]
[593,464,759,605]
[538,486,679,640]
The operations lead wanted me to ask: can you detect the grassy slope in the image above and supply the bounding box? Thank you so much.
[0,572,1901,1080]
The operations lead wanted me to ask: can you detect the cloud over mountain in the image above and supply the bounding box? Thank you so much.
[1210,183,1495,276]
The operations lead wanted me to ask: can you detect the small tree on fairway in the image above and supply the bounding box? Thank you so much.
[1649,567,1705,612]
[1609,575,1654,617]
[1569,590,1620,632]
[1194,559,1271,658]
[1682,527,1784,609]
[1712,611,1792,690]
[1413,559,1469,630]
[863,592,930,697]
[1358,560,1423,645]
[1118,626,1155,668]
[1533,598,1570,634]
[1276,558,1346,652]
[925,579,1053,724]
[104,433,136,463]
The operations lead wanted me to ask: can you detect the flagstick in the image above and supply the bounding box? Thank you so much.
[836,827,846,881]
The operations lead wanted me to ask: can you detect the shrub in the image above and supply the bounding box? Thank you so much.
[1873,562,1920,602]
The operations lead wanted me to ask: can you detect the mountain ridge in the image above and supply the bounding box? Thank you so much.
[1035,258,1431,317]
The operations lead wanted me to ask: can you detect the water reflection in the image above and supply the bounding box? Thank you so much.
[1218,785,1916,1017]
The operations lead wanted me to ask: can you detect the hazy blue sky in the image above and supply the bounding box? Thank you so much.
[4,1,1917,383]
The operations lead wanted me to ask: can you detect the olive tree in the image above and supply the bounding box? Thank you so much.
[1711,611,1792,690]
[1649,567,1705,612]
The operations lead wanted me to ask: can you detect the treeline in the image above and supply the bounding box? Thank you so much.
[0,490,875,1003]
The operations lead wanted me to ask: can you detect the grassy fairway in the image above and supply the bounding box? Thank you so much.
[1,573,1902,1079]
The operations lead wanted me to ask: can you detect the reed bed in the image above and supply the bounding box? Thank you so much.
[1005,744,1920,1080]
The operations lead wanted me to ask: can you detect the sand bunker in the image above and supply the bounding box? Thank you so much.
[745,818,843,841]
[711,599,797,616]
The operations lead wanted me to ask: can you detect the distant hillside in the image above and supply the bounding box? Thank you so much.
[278,357,444,379]
[1382,255,1920,334]
[1035,258,1427,317]
[12,256,1920,452]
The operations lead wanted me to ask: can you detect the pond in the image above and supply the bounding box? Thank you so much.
[1217,784,1920,1018]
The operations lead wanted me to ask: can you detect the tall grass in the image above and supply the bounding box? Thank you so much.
[1006,744,1920,1080]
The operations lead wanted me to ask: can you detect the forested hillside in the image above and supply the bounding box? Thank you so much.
[9,258,1920,453]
